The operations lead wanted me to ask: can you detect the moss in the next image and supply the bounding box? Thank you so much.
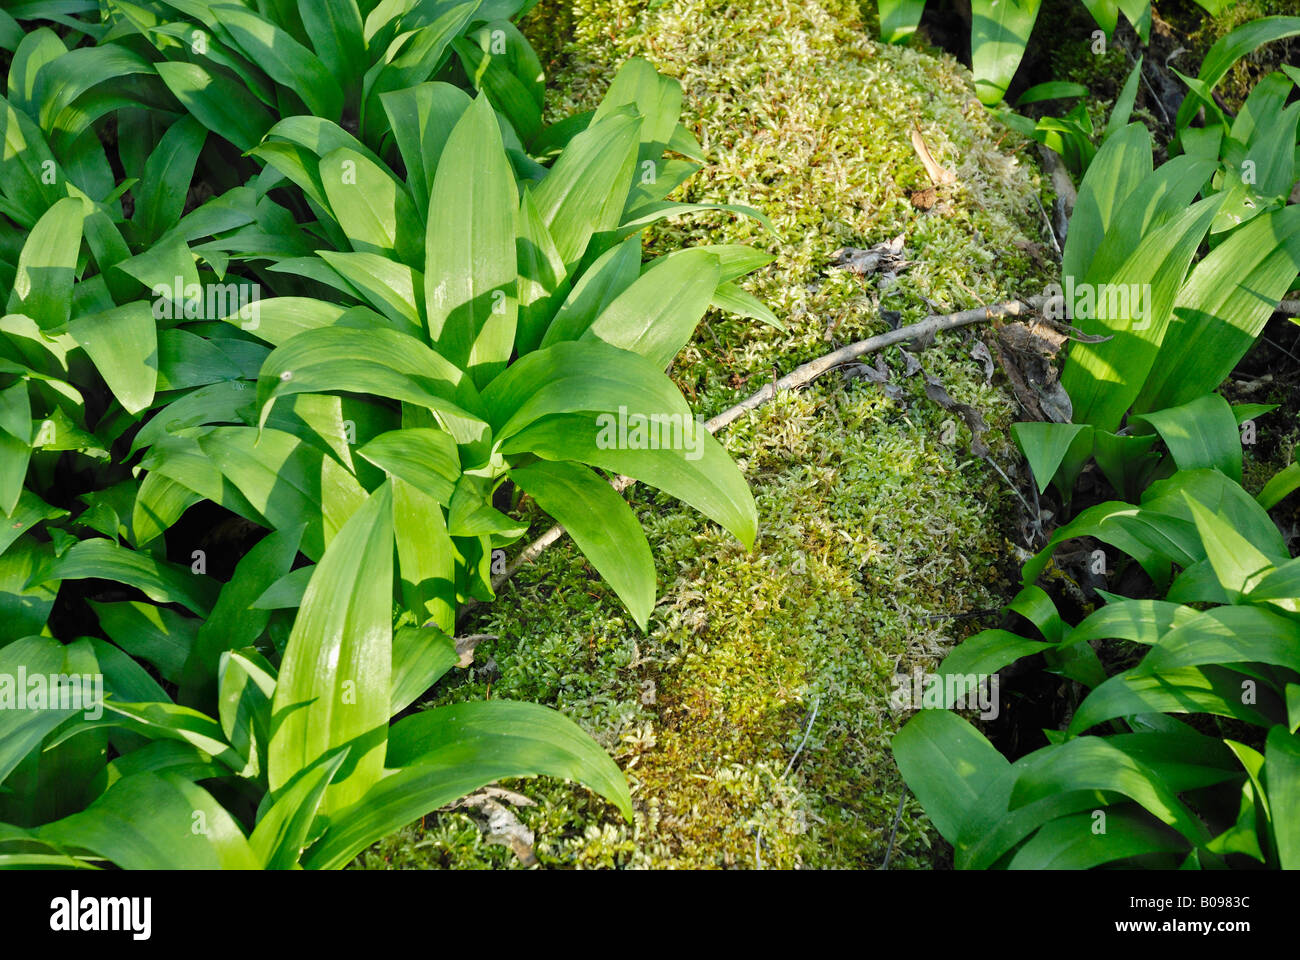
[358,0,1054,869]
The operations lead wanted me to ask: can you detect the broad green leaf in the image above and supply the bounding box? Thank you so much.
[6,197,83,329]
[197,427,368,561]
[391,477,457,635]
[255,326,482,437]
[970,0,1044,106]
[38,772,259,869]
[379,81,471,212]
[1061,195,1223,432]
[481,339,692,441]
[1061,123,1152,285]
[878,0,927,43]
[320,147,422,265]
[582,249,719,370]
[531,110,640,272]
[1264,725,1300,868]
[211,3,343,119]
[1069,665,1277,735]
[1137,605,1300,677]
[424,94,518,387]
[250,747,348,869]
[269,482,394,815]
[181,524,304,704]
[1008,806,1187,869]
[1138,205,1300,412]
[356,428,460,506]
[502,411,757,548]
[541,235,641,347]
[891,708,1010,846]
[0,635,84,786]
[510,459,655,631]
[33,538,215,615]
[89,600,195,684]
[303,699,632,869]
[1010,421,1091,494]
[132,115,207,244]
[155,61,275,152]
[1009,736,1211,844]
[389,622,457,716]
[69,302,157,415]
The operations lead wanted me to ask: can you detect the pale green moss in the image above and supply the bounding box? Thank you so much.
[357,0,1055,870]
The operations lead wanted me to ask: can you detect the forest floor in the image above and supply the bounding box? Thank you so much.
[356,0,1066,869]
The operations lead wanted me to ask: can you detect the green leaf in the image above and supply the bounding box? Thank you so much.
[1138,205,1300,412]
[1061,194,1223,432]
[155,61,275,152]
[1182,493,1273,600]
[970,0,1044,106]
[379,81,471,213]
[1069,665,1277,734]
[541,235,642,347]
[1264,725,1300,868]
[482,339,692,441]
[582,248,719,370]
[211,3,343,119]
[33,538,216,615]
[1104,57,1142,141]
[6,197,83,330]
[298,0,366,92]
[89,600,195,684]
[891,709,1010,846]
[132,115,207,245]
[502,412,757,548]
[356,428,460,506]
[320,147,422,265]
[1258,461,1300,510]
[391,477,457,635]
[1009,736,1211,844]
[1175,17,1300,136]
[38,772,260,869]
[510,459,655,631]
[69,302,157,416]
[1062,123,1152,285]
[269,482,394,815]
[303,699,632,869]
[197,426,368,561]
[255,327,482,438]
[390,622,457,716]
[1008,806,1187,869]
[1137,605,1300,677]
[250,747,348,869]
[0,635,85,786]
[531,110,640,272]
[181,523,303,704]
[1010,421,1091,494]
[878,0,927,43]
[424,94,519,387]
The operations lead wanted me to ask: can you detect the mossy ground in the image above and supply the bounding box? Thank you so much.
[356,0,1056,869]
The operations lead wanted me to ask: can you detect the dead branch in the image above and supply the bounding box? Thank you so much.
[459,297,1042,624]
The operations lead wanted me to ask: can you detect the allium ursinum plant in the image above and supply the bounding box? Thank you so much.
[0,8,771,866]
[875,0,1235,107]
[101,0,546,152]
[894,466,1300,870]
[1010,49,1300,511]
[890,21,1300,872]
[134,57,776,637]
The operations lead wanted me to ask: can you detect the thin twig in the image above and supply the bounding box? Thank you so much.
[782,694,821,779]
[881,788,908,870]
[460,298,1042,624]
